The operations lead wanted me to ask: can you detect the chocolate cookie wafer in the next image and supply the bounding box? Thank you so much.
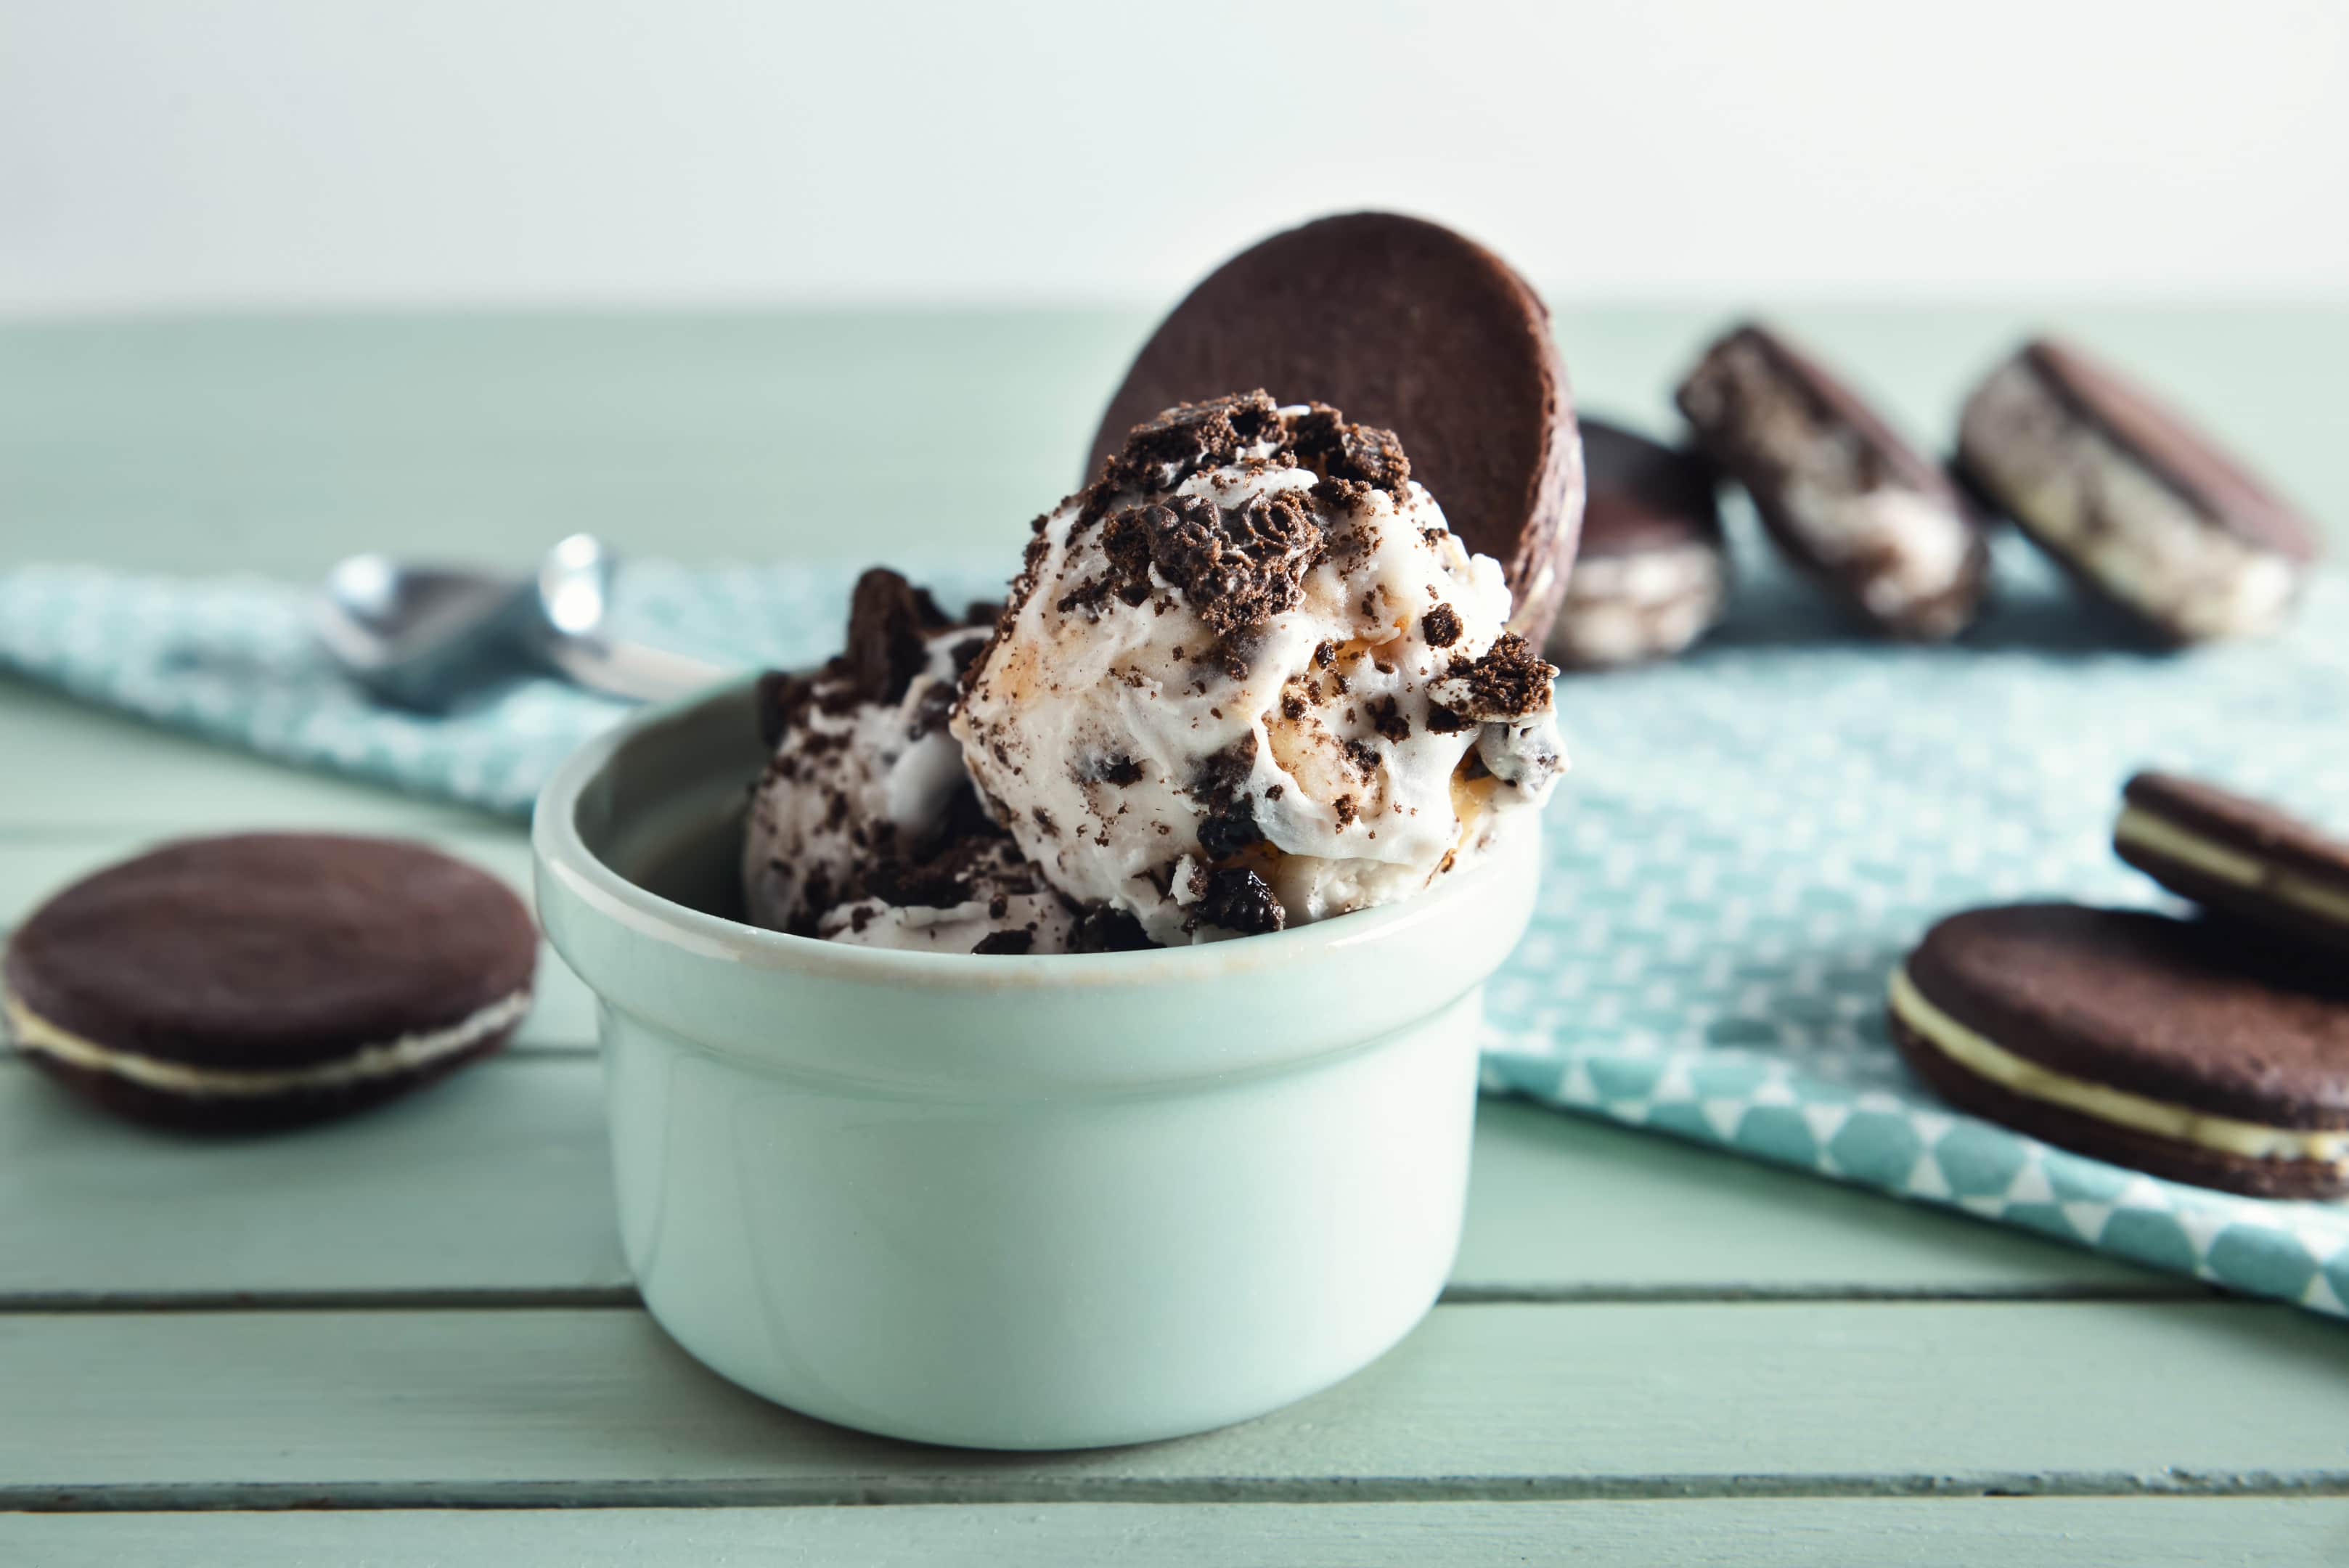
[1089,212,1582,643]
[1548,416,1728,669]
[1889,903,2349,1199]
[1677,322,1989,640]
[1957,338,2319,643]
[3,833,536,1130]
[2117,772,2349,954]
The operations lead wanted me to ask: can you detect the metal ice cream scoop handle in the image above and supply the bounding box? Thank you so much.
[314,534,730,711]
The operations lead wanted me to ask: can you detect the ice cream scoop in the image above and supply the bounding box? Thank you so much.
[740,569,1151,956]
[955,392,1565,946]
[740,571,997,935]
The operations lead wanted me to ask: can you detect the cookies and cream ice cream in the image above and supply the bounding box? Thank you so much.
[813,835,1082,955]
[741,571,981,936]
[743,394,1565,952]
[741,571,1120,955]
[954,393,1564,945]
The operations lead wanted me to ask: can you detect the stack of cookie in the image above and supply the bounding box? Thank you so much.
[1548,324,2322,669]
[1887,774,2349,1199]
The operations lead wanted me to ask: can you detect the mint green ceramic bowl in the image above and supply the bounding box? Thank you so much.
[534,677,1541,1450]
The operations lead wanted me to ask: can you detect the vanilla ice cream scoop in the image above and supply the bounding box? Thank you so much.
[954,392,1565,945]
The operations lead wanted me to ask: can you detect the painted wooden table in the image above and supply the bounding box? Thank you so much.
[3,308,2346,1564]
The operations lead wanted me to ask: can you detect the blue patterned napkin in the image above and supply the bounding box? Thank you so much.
[3,540,2345,1317]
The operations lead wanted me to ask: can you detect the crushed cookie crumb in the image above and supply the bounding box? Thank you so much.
[971,929,1034,955]
[1434,634,1556,719]
[1084,753,1143,786]
[1070,906,1158,952]
[1096,490,1322,636]
[1289,404,1410,497]
[1426,703,1471,735]
[1193,866,1285,936]
[1192,735,1262,859]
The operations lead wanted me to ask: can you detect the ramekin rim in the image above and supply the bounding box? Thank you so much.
[530,677,1540,994]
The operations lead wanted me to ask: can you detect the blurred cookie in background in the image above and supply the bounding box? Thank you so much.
[2117,771,2349,955]
[1956,338,2319,644]
[1677,322,1990,641]
[1548,416,1728,669]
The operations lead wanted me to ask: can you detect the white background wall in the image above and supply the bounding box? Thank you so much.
[4,0,2345,316]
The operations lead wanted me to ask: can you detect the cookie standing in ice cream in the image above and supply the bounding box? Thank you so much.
[956,392,1564,946]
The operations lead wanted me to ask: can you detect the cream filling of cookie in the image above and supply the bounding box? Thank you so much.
[2115,807,2349,928]
[1958,361,2298,640]
[1887,966,2349,1164]
[1784,479,1977,631]
[1553,546,1728,667]
[0,987,532,1097]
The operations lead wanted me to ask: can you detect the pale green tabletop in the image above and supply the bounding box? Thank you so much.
[2,308,2346,1564]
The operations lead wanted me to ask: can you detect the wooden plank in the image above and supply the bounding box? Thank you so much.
[0,1060,2179,1306]
[1,309,2342,580]
[0,1057,625,1304]
[0,1300,2341,1507]
[8,1498,2348,1567]
[0,311,1144,579]
[1456,1100,2186,1299]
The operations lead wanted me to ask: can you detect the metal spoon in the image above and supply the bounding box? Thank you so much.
[314,534,729,711]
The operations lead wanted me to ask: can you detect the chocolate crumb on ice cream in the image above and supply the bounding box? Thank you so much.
[955,393,1566,946]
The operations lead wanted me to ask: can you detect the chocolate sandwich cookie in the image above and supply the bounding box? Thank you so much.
[2117,772,2349,952]
[2,834,536,1130]
[1088,212,1582,644]
[1956,338,2319,643]
[1548,416,1728,669]
[1888,903,2349,1199]
[1675,322,1989,640]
